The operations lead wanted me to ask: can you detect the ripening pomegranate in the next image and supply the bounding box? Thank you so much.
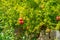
[56,16,60,21]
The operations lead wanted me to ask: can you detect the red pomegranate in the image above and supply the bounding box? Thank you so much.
[19,18,23,21]
[19,18,24,24]
[19,21,24,24]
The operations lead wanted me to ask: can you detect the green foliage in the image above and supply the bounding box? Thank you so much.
[0,0,60,40]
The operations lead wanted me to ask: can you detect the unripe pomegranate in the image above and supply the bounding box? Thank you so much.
[26,26,30,30]
[40,4,44,9]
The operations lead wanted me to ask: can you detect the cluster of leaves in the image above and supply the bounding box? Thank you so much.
[0,0,60,40]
